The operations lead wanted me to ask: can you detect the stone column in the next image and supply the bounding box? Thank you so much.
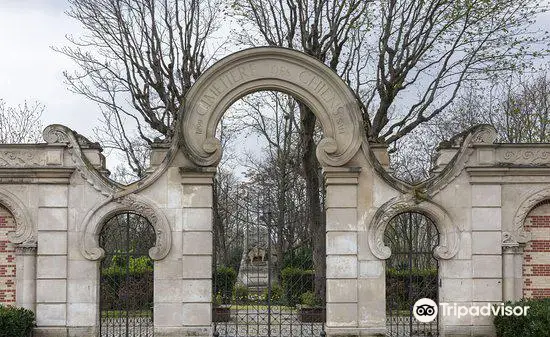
[35,185,69,337]
[502,244,518,302]
[323,167,361,337]
[15,242,37,312]
[513,245,525,300]
[502,243,525,302]
[178,168,216,337]
[470,184,503,336]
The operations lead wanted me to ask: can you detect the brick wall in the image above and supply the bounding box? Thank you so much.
[523,200,550,299]
[0,205,16,304]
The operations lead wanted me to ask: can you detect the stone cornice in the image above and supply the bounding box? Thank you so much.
[323,166,361,185]
[466,167,550,177]
[0,167,75,184]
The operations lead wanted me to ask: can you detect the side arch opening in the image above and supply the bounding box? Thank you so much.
[522,199,550,299]
[99,212,156,337]
[384,212,440,337]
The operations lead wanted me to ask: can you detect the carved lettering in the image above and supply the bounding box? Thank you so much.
[197,64,257,116]
[271,63,292,78]
[299,71,339,108]
[299,70,347,134]
[195,119,204,135]
[332,107,346,134]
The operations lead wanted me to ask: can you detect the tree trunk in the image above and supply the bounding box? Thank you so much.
[298,102,326,302]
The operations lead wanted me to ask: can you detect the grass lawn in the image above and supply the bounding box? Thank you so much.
[223,304,297,312]
[101,310,152,318]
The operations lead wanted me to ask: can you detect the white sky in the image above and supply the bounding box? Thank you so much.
[1,0,550,172]
[0,0,101,134]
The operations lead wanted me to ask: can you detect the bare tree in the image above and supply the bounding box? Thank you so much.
[223,92,310,276]
[56,0,224,180]
[232,0,548,299]
[232,0,371,301]
[497,73,550,143]
[364,1,549,143]
[0,99,44,144]
[393,71,550,182]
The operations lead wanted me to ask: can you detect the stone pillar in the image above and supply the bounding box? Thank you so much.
[470,184,502,336]
[35,185,69,337]
[15,242,37,312]
[177,168,215,337]
[513,245,525,300]
[502,245,518,302]
[323,167,361,337]
[502,243,524,302]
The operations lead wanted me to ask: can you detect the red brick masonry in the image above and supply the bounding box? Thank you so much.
[523,203,550,299]
[0,206,16,304]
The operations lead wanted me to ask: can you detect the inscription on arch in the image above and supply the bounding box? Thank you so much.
[183,47,363,167]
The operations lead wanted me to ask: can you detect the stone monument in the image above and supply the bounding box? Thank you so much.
[236,225,278,295]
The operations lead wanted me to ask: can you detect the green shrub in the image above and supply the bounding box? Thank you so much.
[262,283,284,304]
[233,284,249,303]
[494,298,550,337]
[0,304,35,337]
[281,267,314,306]
[107,254,153,273]
[300,291,321,307]
[100,268,154,310]
[282,246,313,270]
[213,266,237,304]
[385,268,438,311]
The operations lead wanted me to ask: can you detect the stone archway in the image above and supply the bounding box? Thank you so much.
[179,47,366,337]
[368,195,460,261]
[181,47,363,167]
[80,194,172,261]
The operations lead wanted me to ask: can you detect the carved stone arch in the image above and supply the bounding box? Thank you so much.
[0,188,35,244]
[80,194,171,261]
[507,187,550,245]
[368,195,460,260]
[182,47,363,167]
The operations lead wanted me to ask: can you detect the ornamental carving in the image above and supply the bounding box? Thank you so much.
[0,151,43,167]
[0,188,35,244]
[423,125,498,196]
[43,124,116,197]
[470,124,498,145]
[80,194,171,261]
[508,187,550,245]
[368,194,460,260]
[500,149,550,166]
[182,47,363,167]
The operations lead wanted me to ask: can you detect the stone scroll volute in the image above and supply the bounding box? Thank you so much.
[182,47,363,167]
[0,188,35,244]
[80,194,171,261]
[368,195,460,260]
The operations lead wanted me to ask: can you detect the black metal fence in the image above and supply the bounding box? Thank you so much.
[99,213,155,337]
[385,212,440,337]
[212,180,325,337]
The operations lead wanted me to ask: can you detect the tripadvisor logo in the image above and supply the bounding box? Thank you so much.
[413,298,530,323]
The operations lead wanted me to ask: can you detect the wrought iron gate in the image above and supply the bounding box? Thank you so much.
[99,212,155,337]
[212,182,325,337]
[385,212,439,337]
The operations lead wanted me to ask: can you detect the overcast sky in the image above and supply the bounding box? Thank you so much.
[0,0,101,135]
[1,0,549,169]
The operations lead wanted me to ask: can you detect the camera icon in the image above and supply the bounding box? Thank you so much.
[413,298,438,323]
[415,304,436,316]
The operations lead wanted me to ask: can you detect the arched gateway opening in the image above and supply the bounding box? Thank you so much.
[182,47,363,168]
[99,212,156,337]
[181,48,364,337]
